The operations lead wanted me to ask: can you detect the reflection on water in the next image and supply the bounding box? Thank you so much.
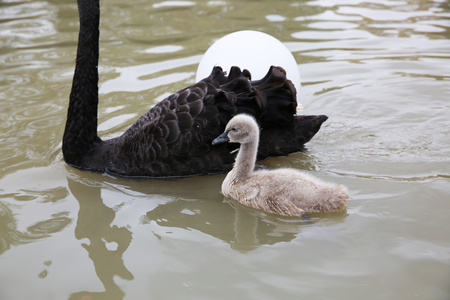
[47,170,348,299]
[144,197,311,253]
[83,171,335,253]
[68,178,133,300]
[1,0,450,299]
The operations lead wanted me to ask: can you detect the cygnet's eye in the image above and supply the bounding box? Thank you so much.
[231,127,237,131]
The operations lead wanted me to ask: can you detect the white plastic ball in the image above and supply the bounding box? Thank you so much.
[195,30,301,97]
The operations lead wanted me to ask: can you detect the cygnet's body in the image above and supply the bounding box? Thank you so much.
[212,114,348,217]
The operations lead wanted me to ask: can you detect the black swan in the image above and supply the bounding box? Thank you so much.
[62,0,328,178]
[212,114,348,216]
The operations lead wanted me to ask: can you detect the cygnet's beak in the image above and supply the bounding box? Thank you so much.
[212,131,230,145]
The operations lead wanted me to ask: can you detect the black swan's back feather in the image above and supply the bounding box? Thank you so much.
[63,0,327,178]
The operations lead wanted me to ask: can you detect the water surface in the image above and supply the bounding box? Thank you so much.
[1,0,450,299]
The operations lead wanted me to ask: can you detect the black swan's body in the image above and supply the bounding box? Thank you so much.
[62,0,328,178]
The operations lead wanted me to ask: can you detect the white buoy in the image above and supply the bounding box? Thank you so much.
[196,30,301,97]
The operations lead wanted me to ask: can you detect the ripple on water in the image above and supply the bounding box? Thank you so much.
[27,216,72,235]
[0,202,71,255]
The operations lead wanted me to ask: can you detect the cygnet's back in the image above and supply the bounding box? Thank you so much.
[212,114,349,217]
[224,168,348,216]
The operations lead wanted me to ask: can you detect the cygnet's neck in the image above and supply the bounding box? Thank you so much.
[232,134,259,182]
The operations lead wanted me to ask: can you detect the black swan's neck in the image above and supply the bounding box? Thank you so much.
[63,0,101,166]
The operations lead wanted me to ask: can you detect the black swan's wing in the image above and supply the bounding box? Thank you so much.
[98,67,247,176]
[88,66,326,177]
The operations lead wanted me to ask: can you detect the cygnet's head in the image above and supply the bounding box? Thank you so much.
[212,114,259,145]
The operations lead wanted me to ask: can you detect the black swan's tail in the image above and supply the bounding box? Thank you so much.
[257,114,328,159]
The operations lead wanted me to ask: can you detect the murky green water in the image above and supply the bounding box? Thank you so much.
[1,0,449,299]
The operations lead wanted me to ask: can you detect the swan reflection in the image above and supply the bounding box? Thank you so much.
[67,178,133,300]
[65,166,347,300]
[136,177,313,253]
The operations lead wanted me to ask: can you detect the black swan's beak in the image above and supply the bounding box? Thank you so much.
[212,131,230,145]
